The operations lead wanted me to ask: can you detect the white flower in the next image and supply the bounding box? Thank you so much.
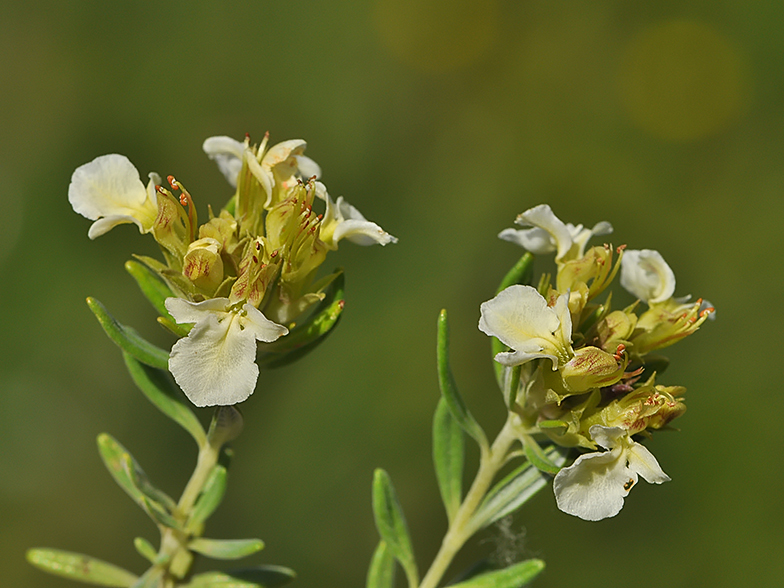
[620,249,676,305]
[553,425,670,521]
[478,285,573,369]
[203,135,320,206]
[166,297,288,407]
[499,204,612,263]
[315,182,398,249]
[68,154,159,239]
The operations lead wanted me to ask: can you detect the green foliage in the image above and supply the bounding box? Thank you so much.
[182,565,296,588]
[86,297,170,370]
[372,469,419,588]
[366,541,396,588]
[448,559,545,588]
[187,464,229,533]
[124,259,175,318]
[187,538,265,560]
[26,549,138,587]
[437,309,488,449]
[432,397,465,524]
[123,353,206,447]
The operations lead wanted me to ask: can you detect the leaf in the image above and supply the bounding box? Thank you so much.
[437,310,487,448]
[188,538,264,560]
[124,259,174,317]
[184,565,296,588]
[86,297,170,370]
[432,397,464,524]
[132,537,158,564]
[96,433,180,530]
[372,469,418,587]
[123,353,207,447]
[188,464,228,532]
[471,446,567,529]
[523,438,562,476]
[448,559,545,588]
[257,270,345,369]
[26,548,138,587]
[366,541,395,588]
[492,254,534,387]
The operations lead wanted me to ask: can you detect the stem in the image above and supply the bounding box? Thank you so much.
[418,415,519,588]
[154,411,230,586]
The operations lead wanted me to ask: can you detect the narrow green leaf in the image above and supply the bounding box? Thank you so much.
[132,537,158,564]
[372,469,418,587]
[366,541,396,588]
[437,310,487,448]
[523,438,562,475]
[123,353,206,447]
[257,270,345,369]
[448,559,545,588]
[96,433,179,529]
[130,568,165,588]
[184,565,295,588]
[471,446,567,529]
[188,464,228,532]
[125,259,174,317]
[86,297,170,370]
[188,538,264,560]
[27,548,138,587]
[492,253,534,387]
[432,397,464,524]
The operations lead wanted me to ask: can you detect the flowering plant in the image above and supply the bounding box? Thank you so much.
[28,134,713,588]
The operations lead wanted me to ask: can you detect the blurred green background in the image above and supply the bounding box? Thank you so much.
[2,1,782,586]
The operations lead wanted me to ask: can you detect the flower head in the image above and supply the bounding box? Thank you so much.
[478,285,573,369]
[68,154,159,239]
[553,425,670,521]
[166,297,288,407]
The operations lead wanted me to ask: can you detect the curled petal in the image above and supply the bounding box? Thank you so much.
[68,154,158,239]
[295,154,321,180]
[620,249,676,305]
[515,204,573,261]
[568,221,613,258]
[627,442,670,484]
[320,192,397,249]
[203,136,245,188]
[478,285,572,369]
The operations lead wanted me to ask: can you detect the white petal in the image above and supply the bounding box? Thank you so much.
[168,311,259,407]
[321,196,397,248]
[620,249,676,304]
[587,425,626,450]
[238,303,289,342]
[295,154,321,180]
[553,446,634,521]
[262,139,307,168]
[203,136,245,188]
[478,285,565,368]
[514,205,573,261]
[628,442,670,484]
[165,297,232,324]
[69,154,156,234]
[568,220,614,257]
[87,215,146,239]
[498,227,557,255]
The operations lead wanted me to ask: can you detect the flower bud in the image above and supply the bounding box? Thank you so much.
[596,309,637,353]
[559,345,628,393]
[183,238,225,294]
[598,381,686,434]
[152,186,191,263]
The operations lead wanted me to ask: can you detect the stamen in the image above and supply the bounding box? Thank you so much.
[700,307,715,318]
[613,344,626,362]
[617,244,627,254]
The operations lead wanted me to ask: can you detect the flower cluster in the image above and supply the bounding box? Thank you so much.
[69,133,396,407]
[482,204,713,520]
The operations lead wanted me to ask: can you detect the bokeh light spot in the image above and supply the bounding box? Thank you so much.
[373,0,499,72]
[619,20,748,141]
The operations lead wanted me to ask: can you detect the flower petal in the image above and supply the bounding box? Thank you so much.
[478,285,568,369]
[165,297,233,324]
[627,442,670,484]
[168,310,260,407]
[238,303,289,342]
[203,136,245,188]
[553,445,634,521]
[68,154,157,237]
[620,249,676,305]
[514,204,573,261]
[498,227,556,255]
[320,194,397,249]
[295,154,321,180]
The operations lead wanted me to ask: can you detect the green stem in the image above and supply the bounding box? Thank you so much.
[154,411,227,586]
[418,415,519,588]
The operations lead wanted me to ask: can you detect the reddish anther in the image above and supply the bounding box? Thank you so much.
[613,344,626,361]
[617,244,627,253]
[179,194,188,206]
[167,175,178,189]
[700,307,715,318]
[156,185,164,193]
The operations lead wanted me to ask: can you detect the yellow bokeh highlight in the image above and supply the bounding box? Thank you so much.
[619,20,748,141]
[373,0,499,72]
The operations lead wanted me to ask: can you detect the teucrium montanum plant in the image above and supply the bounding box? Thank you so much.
[29,131,396,588]
[30,141,713,588]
